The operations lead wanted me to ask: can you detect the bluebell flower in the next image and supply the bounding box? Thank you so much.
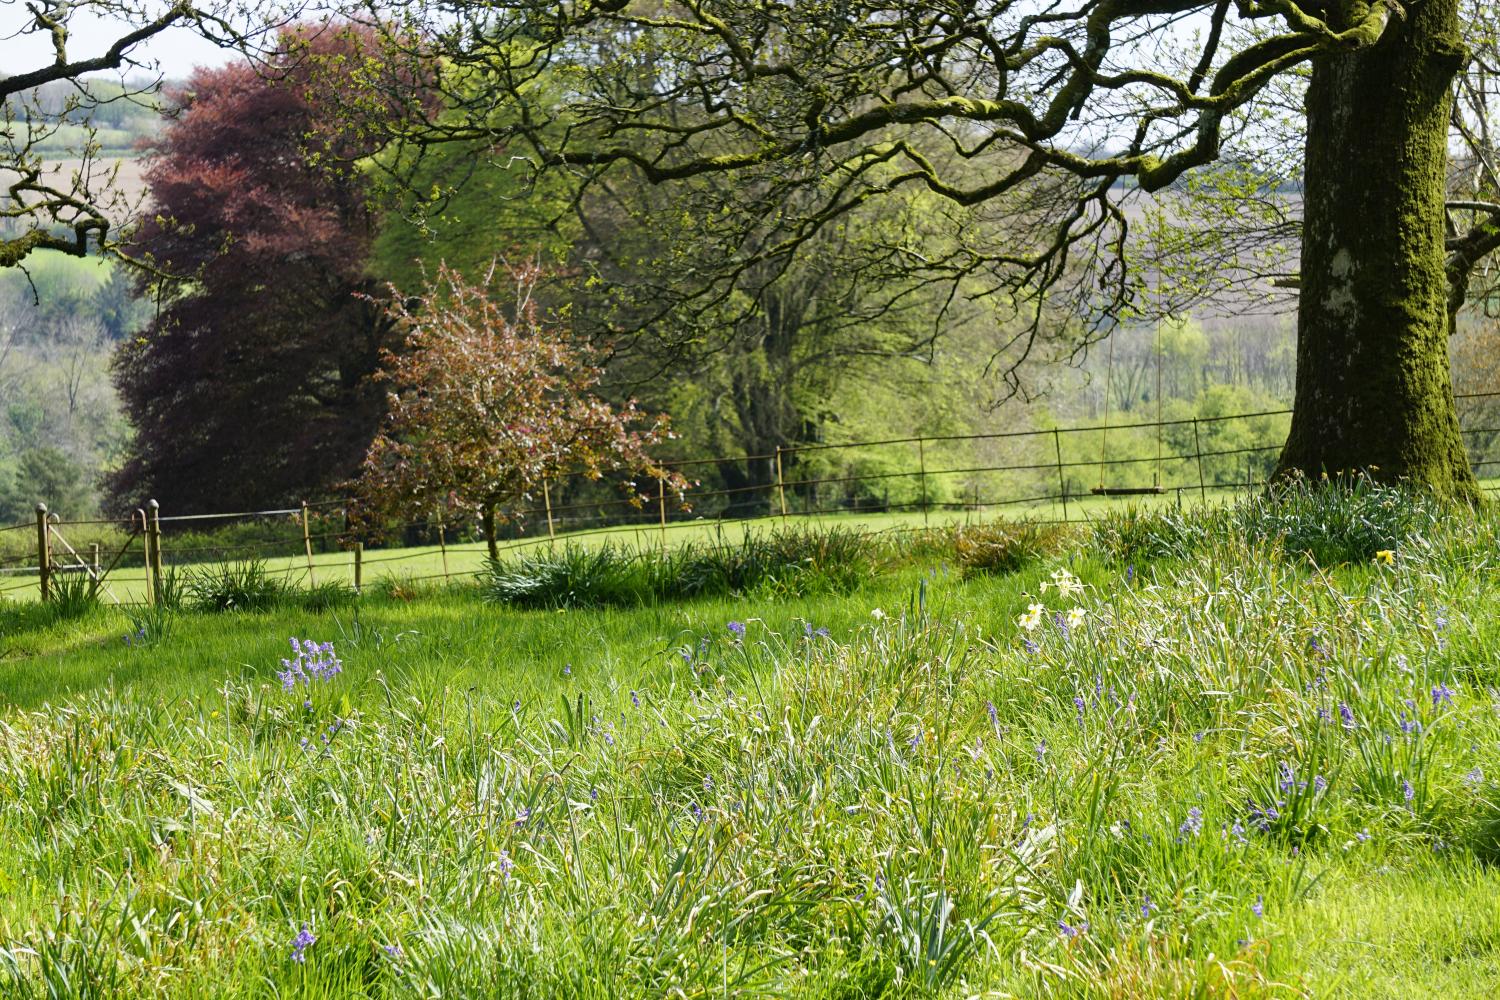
[1431,682,1454,707]
[1465,767,1484,786]
[727,620,746,637]
[1338,703,1356,729]
[1402,779,1415,803]
[290,924,315,963]
[1141,895,1155,918]
[1179,806,1203,838]
[1251,895,1264,919]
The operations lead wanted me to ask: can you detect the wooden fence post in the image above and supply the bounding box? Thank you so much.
[34,503,50,602]
[775,447,788,526]
[1053,429,1070,523]
[136,508,152,605]
[353,541,363,593]
[90,543,100,579]
[300,500,317,587]
[917,437,929,528]
[434,506,450,581]
[542,479,556,547]
[147,499,164,604]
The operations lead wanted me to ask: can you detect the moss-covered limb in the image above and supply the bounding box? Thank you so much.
[1276,0,1479,500]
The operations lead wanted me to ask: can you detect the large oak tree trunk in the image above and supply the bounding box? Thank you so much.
[1277,0,1478,499]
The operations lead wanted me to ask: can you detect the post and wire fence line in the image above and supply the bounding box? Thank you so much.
[4,391,1500,605]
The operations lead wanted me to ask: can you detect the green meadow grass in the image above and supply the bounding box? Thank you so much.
[0,486,1262,606]
[0,486,1498,997]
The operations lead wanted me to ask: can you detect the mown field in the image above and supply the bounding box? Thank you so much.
[0,485,1324,606]
[0,482,1498,997]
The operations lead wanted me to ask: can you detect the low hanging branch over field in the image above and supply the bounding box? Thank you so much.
[1,0,292,269]
[350,0,1491,497]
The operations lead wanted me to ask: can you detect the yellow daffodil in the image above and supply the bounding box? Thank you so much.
[1017,603,1045,630]
[1066,607,1086,629]
[1374,549,1395,565]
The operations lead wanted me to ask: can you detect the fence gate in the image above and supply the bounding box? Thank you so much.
[32,504,146,605]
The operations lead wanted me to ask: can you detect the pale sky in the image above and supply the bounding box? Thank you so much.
[1,2,235,84]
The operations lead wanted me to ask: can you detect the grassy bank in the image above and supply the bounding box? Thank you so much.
[0,483,1496,996]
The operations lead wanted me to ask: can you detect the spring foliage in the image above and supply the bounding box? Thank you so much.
[353,263,684,551]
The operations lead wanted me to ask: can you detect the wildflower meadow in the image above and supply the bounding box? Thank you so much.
[1,483,1498,997]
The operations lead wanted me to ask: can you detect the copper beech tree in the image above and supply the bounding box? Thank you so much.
[354,263,686,558]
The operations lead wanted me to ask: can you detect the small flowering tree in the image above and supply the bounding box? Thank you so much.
[354,262,685,558]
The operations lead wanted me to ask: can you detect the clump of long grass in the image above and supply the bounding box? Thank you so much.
[482,527,879,608]
[952,520,1074,577]
[185,558,290,612]
[1230,470,1445,565]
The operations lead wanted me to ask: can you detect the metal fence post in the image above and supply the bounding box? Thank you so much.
[658,477,668,552]
[1053,428,1070,523]
[34,503,50,602]
[775,447,788,525]
[1192,419,1207,505]
[917,437,929,527]
[149,497,165,602]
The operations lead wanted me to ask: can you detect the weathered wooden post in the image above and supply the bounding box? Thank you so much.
[147,500,165,604]
[300,501,317,586]
[434,506,450,581]
[34,503,50,602]
[353,541,363,593]
[543,479,556,547]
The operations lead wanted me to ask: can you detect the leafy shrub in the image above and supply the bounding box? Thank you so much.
[185,559,289,612]
[1231,472,1443,565]
[952,520,1072,577]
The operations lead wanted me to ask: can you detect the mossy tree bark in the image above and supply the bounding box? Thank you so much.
[482,505,500,562]
[1277,0,1479,499]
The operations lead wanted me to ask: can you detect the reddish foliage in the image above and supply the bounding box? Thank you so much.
[353,262,686,551]
[108,25,410,513]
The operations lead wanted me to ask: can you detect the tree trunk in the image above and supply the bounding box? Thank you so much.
[1276,0,1478,499]
[482,505,499,561]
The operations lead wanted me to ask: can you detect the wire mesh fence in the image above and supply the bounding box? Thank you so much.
[3,393,1499,605]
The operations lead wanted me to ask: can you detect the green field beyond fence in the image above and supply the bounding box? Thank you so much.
[4,396,1499,606]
